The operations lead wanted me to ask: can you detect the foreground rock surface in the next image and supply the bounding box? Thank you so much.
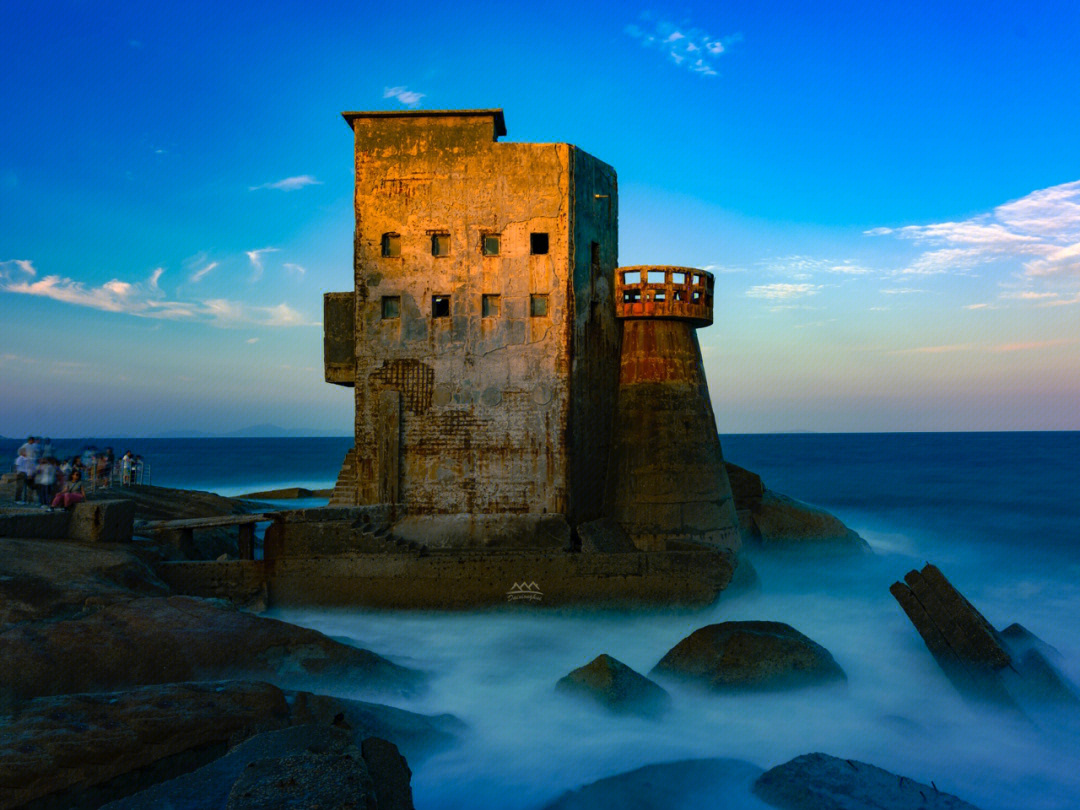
[0,680,290,810]
[725,462,868,551]
[754,753,981,810]
[542,758,764,810]
[2,681,453,810]
[0,538,168,627]
[0,595,423,708]
[652,621,846,691]
[225,742,375,810]
[556,654,670,716]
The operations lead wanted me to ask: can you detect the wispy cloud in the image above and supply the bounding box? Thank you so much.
[283,262,306,276]
[746,282,821,300]
[246,248,279,281]
[1,266,314,327]
[384,86,425,107]
[0,259,37,278]
[624,14,740,76]
[246,337,259,344]
[249,175,322,191]
[868,179,1080,281]
[189,261,218,283]
[891,339,1073,355]
[880,287,925,295]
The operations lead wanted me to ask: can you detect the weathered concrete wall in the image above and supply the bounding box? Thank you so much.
[158,560,269,606]
[348,112,571,518]
[266,549,732,609]
[69,499,135,543]
[334,111,619,535]
[568,148,620,526]
[606,312,740,553]
[324,291,355,386]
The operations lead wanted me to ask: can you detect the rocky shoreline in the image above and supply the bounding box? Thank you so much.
[0,467,1044,809]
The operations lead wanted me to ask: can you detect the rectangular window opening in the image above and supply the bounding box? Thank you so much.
[692,274,702,285]
[381,233,401,258]
[431,233,450,257]
[674,290,685,302]
[530,233,549,255]
[672,272,686,285]
[590,242,600,274]
[482,294,501,318]
[647,270,667,284]
[381,296,400,319]
[623,290,641,303]
[482,233,501,256]
[432,295,451,318]
[530,294,549,317]
[623,270,641,285]
[692,290,702,302]
[654,290,667,302]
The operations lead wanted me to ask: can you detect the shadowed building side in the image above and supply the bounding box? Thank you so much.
[605,266,740,553]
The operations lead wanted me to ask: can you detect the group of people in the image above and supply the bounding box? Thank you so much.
[12,437,147,510]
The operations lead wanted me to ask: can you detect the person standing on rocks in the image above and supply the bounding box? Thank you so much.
[35,456,59,507]
[14,447,36,503]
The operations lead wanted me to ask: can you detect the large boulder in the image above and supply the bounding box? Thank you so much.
[0,680,290,810]
[360,737,415,810]
[753,752,982,809]
[0,538,168,628]
[542,758,763,810]
[555,654,670,716]
[724,462,868,551]
[651,621,846,691]
[0,595,423,709]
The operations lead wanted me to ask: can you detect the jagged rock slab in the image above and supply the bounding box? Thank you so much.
[652,621,846,691]
[555,653,670,716]
[360,737,414,810]
[0,680,290,810]
[0,538,168,627]
[0,595,423,709]
[753,752,981,810]
[542,758,764,810]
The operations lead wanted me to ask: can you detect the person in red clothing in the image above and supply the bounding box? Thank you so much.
[51,469,86,509]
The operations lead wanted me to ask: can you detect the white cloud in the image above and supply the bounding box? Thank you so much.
[1,266,314,327]
[999,291,1059,300]
[867,179,1080,284]
[249,175,322,191]
[246,248,279,281]
[383,86,425,107]
[624,15,739,77]
[746,283,821,300]
[0,259,37,278]
[964,303,991,310]
[189,261,218,283]
[283,262,306,276]
[880,287,925,295]
[246,337,259,344]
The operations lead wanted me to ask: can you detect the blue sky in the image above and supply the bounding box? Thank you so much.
[2,0,1079,435]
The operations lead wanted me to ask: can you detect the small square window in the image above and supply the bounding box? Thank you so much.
[623,290,641,303]
[674,290,685,302]
[647,270,666,284]
[530,294,549,317]
[672,272,686,285]
[482,233,500,256]
[654,290,666,302]
[482,294,501,318]
[381,233,400,258]
[692,290,702,302]
[530,233,549,255]
[431,233,450,257]
[623,270,641,285]
[432,295,451,318]
[692,274,702,285]
[381,296,400,319]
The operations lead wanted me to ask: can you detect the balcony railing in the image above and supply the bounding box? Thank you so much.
[614,266,714,326]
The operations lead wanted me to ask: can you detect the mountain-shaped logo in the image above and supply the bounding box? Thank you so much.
[506,581,543,602]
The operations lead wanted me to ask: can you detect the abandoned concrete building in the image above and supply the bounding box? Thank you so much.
[322,109,741,557]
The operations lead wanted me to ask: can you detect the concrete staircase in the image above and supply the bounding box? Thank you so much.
[329,448,358,506]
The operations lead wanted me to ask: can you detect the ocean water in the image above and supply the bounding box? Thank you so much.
[5,432,1079,808]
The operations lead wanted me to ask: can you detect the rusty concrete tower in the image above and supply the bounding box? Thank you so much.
[605,266,741,553]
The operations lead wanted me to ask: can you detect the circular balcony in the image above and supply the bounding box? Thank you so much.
[614,266,714,327]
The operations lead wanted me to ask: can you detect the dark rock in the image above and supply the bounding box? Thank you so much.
[891,564,1016,705]
[0,595,423,709]
[287,691,463,762]
[575,518,636,553]
[225,744,375,810]
[361,737,414,810]
[0,680,290,810]
[724,462,765,507]
[542,758,763,810]
[753,752,982,809]
[555,654,670,716]
[747,492,869,550]
[998,624,1080,706]
[0,538,169,628]
[651,621,846,691]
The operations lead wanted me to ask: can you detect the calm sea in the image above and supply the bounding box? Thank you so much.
[4,432,1079,808]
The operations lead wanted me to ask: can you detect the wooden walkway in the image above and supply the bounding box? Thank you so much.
[137,514,273,560]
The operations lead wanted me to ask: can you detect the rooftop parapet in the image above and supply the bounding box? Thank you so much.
[615,266,714,327]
